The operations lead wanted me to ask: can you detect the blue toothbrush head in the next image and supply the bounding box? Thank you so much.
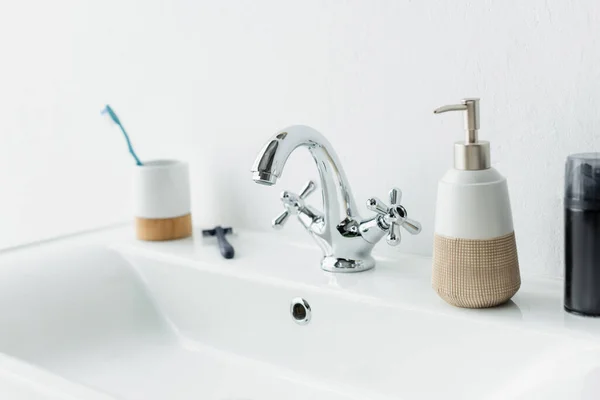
[101,104,143,166]
[102,104,122,126]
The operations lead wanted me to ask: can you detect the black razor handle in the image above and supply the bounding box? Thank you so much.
[214,226,235,259]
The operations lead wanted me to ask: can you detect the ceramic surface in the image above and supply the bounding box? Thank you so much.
[132,160,191,219]
[0,227,598,399]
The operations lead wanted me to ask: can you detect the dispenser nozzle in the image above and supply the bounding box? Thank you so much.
[434,98,489,171]
[434,98,480,144]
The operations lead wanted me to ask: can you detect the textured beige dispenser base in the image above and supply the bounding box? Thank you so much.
[432,232,521,308]
[135,214,192,241]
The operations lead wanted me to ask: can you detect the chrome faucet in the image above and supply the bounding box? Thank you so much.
[251,125,421,272]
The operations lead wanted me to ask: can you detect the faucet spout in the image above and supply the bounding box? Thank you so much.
[252,125,361,223]
[252,125,384,272]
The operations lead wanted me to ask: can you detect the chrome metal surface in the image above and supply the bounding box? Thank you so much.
[272,180,317,229]
[434,98,490,171]
[251,125,421,272]
[252,171,277,185]
[290,297,311,325]
[366,188,422,246]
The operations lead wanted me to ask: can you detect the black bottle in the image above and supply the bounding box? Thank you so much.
[565,153,600,316]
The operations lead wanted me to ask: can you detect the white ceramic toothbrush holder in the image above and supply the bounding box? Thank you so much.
[133,160,192,241]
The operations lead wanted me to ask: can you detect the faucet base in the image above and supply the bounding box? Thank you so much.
[321,256,375,273]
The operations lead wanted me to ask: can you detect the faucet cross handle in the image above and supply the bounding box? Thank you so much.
[272,180,317,229]
[366,188,422,246]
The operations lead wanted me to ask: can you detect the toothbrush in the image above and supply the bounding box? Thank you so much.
[101,104,143,166]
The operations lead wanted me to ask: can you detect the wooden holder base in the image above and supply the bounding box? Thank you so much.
[135,214,192,241]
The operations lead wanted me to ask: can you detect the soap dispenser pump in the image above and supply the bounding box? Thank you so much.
[432,98,520,308]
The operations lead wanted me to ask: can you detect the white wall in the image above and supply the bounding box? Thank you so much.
[1,1,599,277]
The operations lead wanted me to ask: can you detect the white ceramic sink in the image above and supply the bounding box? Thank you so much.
[0,227,600,399]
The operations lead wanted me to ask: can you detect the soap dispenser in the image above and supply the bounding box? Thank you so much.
[431,98,520,308]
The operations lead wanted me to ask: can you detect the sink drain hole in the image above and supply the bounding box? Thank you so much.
[290,298,311,325]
